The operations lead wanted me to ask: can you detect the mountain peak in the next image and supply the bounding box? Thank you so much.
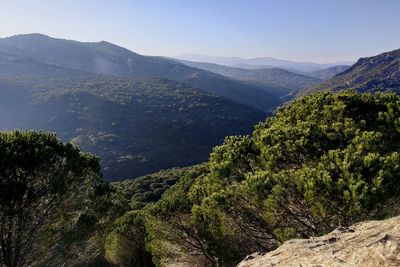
[2,33,121,48]
[4,33,53,40]
[8,33,50,37]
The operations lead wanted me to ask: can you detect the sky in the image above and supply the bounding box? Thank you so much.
[0,0,399,63]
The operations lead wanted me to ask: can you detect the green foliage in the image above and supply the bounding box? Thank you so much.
[144,90,400,266]
[144,164,212,266]
[0,131,108,267]
[105,211,154,267]
[4,90,400,267]
[115,166,202,210]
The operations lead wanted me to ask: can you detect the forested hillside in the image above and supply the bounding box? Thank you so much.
[0,55,265,180]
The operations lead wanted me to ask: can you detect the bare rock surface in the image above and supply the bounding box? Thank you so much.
[238,215,400,267]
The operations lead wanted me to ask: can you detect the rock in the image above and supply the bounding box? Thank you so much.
[237,215,400,267]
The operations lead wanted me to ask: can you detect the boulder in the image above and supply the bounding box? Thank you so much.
[238,215,400,267]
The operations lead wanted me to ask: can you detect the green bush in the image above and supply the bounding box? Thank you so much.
[0,131,108,267]
[146,91,400,266]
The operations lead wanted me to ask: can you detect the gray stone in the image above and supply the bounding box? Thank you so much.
[237,215,400,267]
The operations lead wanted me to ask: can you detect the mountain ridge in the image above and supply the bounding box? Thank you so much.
[0,33,280,112]
[175,53,354,73]
[173,58,322,97]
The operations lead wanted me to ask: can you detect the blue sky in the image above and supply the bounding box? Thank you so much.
[0,0,399,63]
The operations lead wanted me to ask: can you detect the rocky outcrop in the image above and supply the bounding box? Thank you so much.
[300,48,400,95]
[238,215,400,267]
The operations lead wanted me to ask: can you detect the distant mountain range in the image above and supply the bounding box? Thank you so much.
[0,34,280,112]
[174,53,354,73]
[0,34,350,111]
[301,48,400,95]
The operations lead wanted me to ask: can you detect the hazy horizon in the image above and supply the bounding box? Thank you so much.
[0,33,356,65]
[1,0,400,63]
[173,53,355,65]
